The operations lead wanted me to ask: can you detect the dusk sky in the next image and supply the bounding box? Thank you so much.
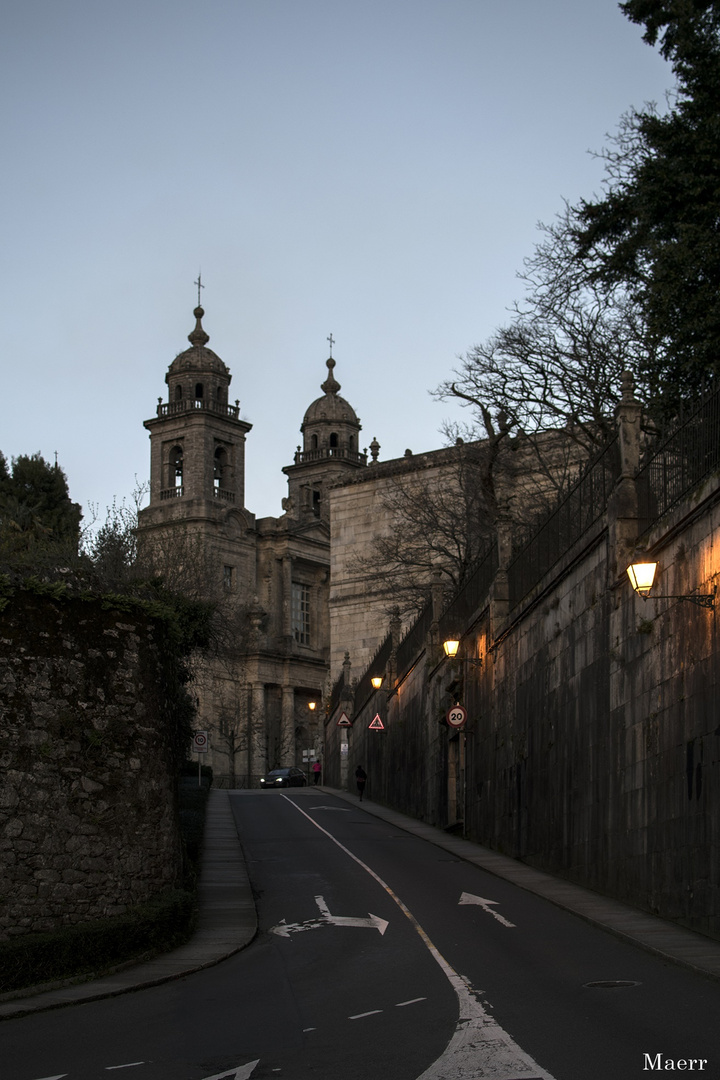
[1,1,675,529]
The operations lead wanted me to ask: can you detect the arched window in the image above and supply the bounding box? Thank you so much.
[214,446,228,491]
[170,446,183,491]
[195,382,204,401]
[349,435,354,450]
[311,434,318,450]
[329,432,338,449]
[174,385,183,402]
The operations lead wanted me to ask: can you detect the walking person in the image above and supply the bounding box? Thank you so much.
[312,759,322,785]
[355,764,367,801]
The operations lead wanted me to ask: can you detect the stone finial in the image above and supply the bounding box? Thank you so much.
[621,370,638,405]
[370,436,380,462]
[321,357,341,395]
[188,306,210,348]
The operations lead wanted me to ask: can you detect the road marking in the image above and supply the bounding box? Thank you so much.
[309,806,351,811]
[349,1010,383,1019]
[459,891,517,927]
[396,997,427,1007]
[270,894,388,937]
[33,1075,68,1080]
[106,1065,146,1071]
[200,1062,259,1080]
[282,795,556,1080]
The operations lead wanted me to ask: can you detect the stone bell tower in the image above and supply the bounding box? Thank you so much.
[282,350,366,521]
[138,305,254,595]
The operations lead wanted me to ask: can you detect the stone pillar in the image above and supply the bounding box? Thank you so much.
[282,555,293,640]
[608,371,643,580]
[280,684,295,766]
[489,506,512,636]
[249,683,267,782]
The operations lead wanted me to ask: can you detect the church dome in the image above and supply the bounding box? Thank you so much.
[302,358,359,428]
[168,306,230,378]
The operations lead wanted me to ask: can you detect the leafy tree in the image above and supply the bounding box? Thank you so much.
[573,0,720,399]
[0,452,82,556]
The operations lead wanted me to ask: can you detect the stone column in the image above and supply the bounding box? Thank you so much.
[489,504,512,636]
[280,685,295,766]
[608,370,643,580]
[249,683,267,782]
[282,556,293,641]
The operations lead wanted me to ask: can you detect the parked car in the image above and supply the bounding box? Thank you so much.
[260,767,307,789]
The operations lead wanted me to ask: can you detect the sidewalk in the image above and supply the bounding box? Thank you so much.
[0,788,256,1020]
[2,785,720,1020]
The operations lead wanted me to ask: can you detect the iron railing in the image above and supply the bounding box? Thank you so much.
[395,601,434,681]
[636,385,720,534]
[507,436,621,608]
[437,543,498,643]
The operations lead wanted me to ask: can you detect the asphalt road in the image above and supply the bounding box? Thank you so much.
[2,790,720,1080]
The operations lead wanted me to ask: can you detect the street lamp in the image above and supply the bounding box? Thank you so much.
[308,700,317,711]
[370,675,383,690]
[627,561,715,609]
[443,637,482,665]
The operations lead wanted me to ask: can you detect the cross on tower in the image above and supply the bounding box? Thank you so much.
[327,333,335,357]
[194,273,205,307]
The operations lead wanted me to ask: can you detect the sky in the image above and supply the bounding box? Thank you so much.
[0,0,676,529]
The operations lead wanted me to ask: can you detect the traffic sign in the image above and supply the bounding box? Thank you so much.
[193,730,209,753]
[368,714,385,731]
[337,712,352,727]
[446,705,467,729]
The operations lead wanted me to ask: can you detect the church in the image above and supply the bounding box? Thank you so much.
[135,302,561,785]
[137,304,374,786]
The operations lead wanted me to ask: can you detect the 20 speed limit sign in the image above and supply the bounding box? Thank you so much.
[446,705,467,729]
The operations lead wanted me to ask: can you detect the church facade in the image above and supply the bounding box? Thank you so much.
[137,305,368,786]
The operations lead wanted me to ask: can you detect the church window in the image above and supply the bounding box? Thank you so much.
[311,434,318,450]
[214,446,229,491]
[223,565,234,592]
[170,445,183,491]
[330,432,338,449]
[195,382,204,400]
[312,489,321,515]
[291,583,310,645]
[349,435,354,450]
[174,385,183,401]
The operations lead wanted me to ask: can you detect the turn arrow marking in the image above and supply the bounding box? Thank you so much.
[270,894,388,937]
[459,891,516,927]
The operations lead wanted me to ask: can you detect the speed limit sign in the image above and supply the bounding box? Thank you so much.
[446,705,467,729]
[193,731,208,753]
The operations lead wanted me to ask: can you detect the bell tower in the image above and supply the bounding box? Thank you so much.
[138,305,254,592]
[283,350,366,520]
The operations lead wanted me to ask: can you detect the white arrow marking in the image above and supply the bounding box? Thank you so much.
[270,894,388,937]
[314,894,388,934]
[200,1061,259,1080]
[459,891,516,927]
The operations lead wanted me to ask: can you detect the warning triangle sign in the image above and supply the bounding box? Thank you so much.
[337,712,352,727]
[368,714,385,731]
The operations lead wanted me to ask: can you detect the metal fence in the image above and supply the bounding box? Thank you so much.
[507,436,621,608]
[636,385,720,535]
[354,631,394,706]
[395,601,434,681]
[437,543,498,643]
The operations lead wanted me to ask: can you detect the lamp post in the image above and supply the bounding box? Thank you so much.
[627,561,715,608]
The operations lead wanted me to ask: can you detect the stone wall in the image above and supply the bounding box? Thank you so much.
[0,592,185,940]
[327,473,720,941]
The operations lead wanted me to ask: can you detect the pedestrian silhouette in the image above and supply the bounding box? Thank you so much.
[355,765,367,801]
